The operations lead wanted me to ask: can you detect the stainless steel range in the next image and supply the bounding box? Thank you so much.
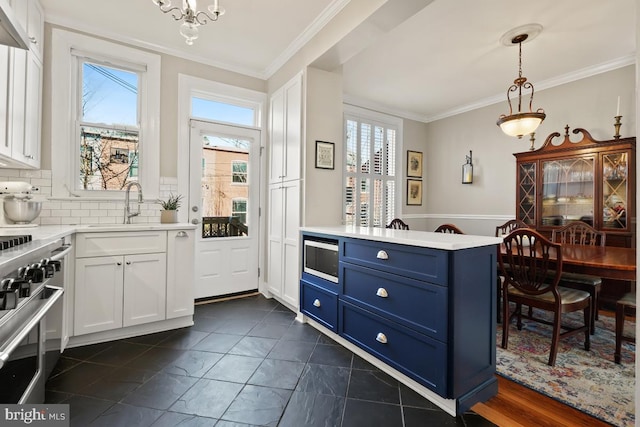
[0,234,71,403]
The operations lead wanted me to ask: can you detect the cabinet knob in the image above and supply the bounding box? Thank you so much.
[126,261,131,265]
[177,231,187,237]
[313,299,321,308]
[116,262,122,266]
[375,333,387,344]
[29,37,37,45]
[191,218,200,225]
[376,288,388,298]
[376,250,388,260]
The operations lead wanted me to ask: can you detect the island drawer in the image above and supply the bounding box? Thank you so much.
[339,300,447,396]
[341,238,447,285]
[341,263,447,341]
[301,280,338,332]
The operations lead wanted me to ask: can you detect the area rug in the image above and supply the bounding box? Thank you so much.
[496,309,635,427]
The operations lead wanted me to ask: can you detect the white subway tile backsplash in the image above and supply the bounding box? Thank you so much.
[0,170,174,225]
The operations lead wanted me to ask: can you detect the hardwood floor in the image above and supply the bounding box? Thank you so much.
[473,376,611,427]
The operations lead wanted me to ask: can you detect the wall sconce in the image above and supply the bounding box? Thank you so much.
[462,151,473,184]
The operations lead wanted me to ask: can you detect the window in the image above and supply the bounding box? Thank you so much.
[192,97,256,127]
[344,107,401,227]
[232,198,247,225]
[232,161,247,184]
[51,29,160,199]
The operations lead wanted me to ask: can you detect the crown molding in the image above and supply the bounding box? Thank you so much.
[424,54,636,123]
[346,55,636,124]
[45,13,267,79]
[263,0,351,78]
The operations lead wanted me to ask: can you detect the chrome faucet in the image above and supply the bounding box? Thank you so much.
[124,182,143,224]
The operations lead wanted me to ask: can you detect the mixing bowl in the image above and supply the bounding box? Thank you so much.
[3,199,42,224]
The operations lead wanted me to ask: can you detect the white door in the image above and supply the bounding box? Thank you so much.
[189,120,261,298]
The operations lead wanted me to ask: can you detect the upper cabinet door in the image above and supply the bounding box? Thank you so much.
[268,73,302,183]
[27,0,44,60]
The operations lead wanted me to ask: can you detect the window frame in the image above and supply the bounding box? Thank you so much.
[50,29,161,200]
[343,105,403,228]
[231,160,248,185]
[232,197,248,224]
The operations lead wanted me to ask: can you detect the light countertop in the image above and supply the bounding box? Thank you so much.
[300,226,502,250]
[0,224,196,270]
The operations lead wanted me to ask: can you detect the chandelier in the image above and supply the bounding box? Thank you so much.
[496,33,545,139]
[152,0,225,46]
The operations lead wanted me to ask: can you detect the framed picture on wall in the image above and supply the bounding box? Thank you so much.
[315,141,335,169]
[407,179,422,205]
[407,150,423,178]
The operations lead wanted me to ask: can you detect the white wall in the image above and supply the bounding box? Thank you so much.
[303,67,344,226]
[415,65,635,235]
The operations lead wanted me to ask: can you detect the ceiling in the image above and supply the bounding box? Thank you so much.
[40,0,636,123]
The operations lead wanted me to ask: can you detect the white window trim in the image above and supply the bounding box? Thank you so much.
[343,104,403,227]
[176,74,266,223]
[50,29,160,200]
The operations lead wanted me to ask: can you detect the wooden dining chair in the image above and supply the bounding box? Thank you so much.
[434,223,464,234]
[494,219,530,323]
[615,292,636,364]
[499,228,591,366]
[551,221,605,334]
[386,218,409,230]
[495,219,529,237]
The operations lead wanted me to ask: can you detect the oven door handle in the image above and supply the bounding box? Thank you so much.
[0,286,64,369]
[50,245,72,262]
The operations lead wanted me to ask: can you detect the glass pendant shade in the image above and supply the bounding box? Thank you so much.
[497,111,545,139]
[180,22,199,45]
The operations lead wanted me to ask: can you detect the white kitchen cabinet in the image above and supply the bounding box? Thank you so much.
[0,0,43,168]
[269,73,302,184]
[74,255,124,335]
[267,180,300,308]
[267,73,303,309]
[166,229,195,319]
[73,231,168,336]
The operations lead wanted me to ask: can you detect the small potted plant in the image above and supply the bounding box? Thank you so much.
[159,193,182,224]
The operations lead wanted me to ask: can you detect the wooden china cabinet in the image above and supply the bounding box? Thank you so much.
[514,126,636,305]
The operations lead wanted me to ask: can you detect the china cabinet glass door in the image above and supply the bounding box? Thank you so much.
[517,162,536,225]
[541,157,594,226]
[602,152,628,229]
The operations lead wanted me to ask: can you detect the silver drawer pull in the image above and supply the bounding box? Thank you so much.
[313,299,321,308]
[177,231,187,237]
[376,250,389,260]
[376,332,388,344]
[376,288,388,298]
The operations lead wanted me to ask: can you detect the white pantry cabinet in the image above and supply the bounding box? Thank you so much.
[73,231,169,335]
[267,72,303,308]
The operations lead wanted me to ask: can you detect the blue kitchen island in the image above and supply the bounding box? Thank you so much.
[298,226,502,416]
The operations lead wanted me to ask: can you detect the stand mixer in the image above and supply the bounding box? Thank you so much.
[0,181,43,227]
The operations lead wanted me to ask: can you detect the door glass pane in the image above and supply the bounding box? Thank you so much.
[201,134,250,238]
[518,162,536,225]
[541,158,594,226]
[603,152,628,229]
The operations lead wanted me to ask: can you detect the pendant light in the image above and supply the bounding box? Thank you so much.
[497,32,545,139]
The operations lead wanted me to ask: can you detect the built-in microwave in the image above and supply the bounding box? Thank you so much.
[303,238,339,283]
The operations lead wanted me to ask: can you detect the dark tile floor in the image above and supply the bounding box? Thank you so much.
[46,294,496,427]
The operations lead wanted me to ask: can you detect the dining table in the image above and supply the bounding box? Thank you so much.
[500,243,636,281]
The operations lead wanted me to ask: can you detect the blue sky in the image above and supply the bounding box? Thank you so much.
[82,63,254,128]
